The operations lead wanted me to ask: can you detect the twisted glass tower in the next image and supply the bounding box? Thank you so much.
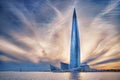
[70,9,80,69]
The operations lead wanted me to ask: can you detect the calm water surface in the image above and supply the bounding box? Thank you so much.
[0,72,120,80]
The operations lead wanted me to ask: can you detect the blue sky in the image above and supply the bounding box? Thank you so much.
[0,0,120,70]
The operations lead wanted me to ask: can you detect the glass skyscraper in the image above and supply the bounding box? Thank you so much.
[70,9,80,69]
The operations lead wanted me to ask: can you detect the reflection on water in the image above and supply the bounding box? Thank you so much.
[69,72,80,80]
[0,72,120,80]
[69,72,120,80]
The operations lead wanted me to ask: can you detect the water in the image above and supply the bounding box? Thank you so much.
[0,72,120,80]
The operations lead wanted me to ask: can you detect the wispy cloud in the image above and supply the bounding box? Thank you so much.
[0,0,120,69]
[82,0,120,69]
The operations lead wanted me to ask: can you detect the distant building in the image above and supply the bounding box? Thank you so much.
[60,62,69,71]
[50,65,60,71]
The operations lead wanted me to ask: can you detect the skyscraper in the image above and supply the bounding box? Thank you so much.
[50,9,91,72]
[70,9,80,69]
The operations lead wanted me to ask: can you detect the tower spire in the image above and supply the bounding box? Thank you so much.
[70,9,80,69]
[73,8,76,17]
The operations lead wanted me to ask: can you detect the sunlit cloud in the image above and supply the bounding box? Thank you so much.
[0,0,120,69]
[82,0,120,69]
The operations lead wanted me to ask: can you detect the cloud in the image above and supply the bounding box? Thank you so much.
[0,55,18,62]
[0,0,73,65]
[0,0,120,69]
[82,0,120,69]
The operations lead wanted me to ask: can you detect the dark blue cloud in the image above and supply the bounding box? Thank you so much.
[0,51,21,62]
[0,1,25,32]
[0,30,33,51]
[77,0,110,17]
[92,58,120,66]
[0,0,56,28]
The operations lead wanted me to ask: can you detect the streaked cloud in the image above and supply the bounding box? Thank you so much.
[0,0,120,69]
